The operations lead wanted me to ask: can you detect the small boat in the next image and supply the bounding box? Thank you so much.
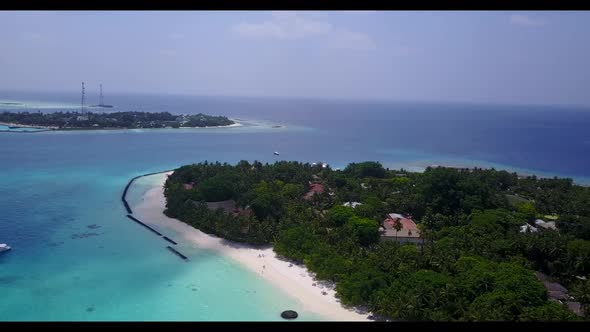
[273,151,280,156]
[0,243,11,253]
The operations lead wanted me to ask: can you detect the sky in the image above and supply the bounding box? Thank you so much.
[0,11,589,106]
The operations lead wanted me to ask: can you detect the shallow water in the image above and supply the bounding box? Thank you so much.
[0,124,47,132]
[0,123,324,321]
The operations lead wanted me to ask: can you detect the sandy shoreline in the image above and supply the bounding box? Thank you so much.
[132,172,370,321]
[0,121,55,129]
[0,121,241,131]
[177,121,243,129]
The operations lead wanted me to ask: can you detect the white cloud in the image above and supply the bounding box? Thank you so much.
[329,29,377,51]
[232,11,376,51]
[233,11,332,40]
[510,14,545,27]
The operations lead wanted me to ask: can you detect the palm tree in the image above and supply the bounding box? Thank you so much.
[393,218,403,241]
[419,209,439,256]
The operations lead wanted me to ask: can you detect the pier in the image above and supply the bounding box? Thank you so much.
[167,246,189,260]
[121,170,174,215]
[122,170,191,261]
[126,214,163,236]
[121,175,140,214]
[162,236,178,245]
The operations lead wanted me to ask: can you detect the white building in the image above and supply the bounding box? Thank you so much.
[380,213,421,244]
[520,223,538,233]
[535,219,557,230]
[342,202,362,208]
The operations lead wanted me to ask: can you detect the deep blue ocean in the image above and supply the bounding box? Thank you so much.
[1,91,589,320]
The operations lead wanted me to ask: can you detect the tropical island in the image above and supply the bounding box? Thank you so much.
[0,111,235,130]
[160,160,590,321]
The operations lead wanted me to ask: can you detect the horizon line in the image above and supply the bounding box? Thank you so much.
[1,88,589,110]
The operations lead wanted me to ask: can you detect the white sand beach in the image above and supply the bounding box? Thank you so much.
[0,121,56,129]
[0,120,241,131]
[133,172,370,321]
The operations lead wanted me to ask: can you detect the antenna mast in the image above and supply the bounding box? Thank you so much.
[81,82,86,115]
[99,84,104,106]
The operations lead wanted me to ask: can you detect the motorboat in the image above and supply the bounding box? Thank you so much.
[0,243,11,253]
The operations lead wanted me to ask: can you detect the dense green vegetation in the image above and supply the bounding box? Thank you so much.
[164,160,590,321]
[0,111,234,129]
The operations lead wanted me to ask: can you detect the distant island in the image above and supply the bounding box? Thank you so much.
[0,111,235,130]
[161,161,590,321]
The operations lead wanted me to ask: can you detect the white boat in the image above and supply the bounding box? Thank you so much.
[0,243,11,253]
[273,151,280,156]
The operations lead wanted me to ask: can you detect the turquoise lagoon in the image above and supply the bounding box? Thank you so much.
[0,124,324,321]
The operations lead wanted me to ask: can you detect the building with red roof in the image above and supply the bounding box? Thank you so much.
[303,183,325,200]
[380,213,422,244]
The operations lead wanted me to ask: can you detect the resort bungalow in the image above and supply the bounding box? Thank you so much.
[311,162,328,168]
[303,183,325,200]
[380,213,422,244]
[567,302,585,317]
[535,271,584,316]
[535,219,557,231]
[544,281,570,301]
[342,201,362,208]
[519,223,538,233]
[206,200,252,217]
